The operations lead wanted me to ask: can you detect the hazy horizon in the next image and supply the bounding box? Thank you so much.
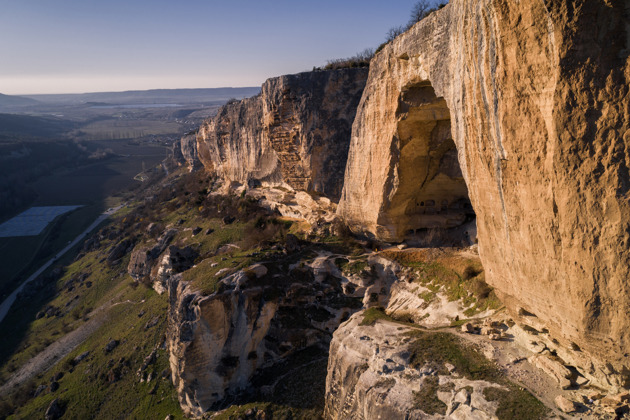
[0,0,446,95]
[7,86,261,97]
[2,83,259,97]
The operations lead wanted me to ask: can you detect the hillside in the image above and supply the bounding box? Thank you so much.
[23,87,261,106]
[0,114,75,141]
[0,94,38,109]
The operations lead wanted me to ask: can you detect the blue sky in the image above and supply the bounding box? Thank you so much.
[0,0,445,94]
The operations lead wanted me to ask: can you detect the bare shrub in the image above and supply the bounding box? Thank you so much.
[323,48,374,70]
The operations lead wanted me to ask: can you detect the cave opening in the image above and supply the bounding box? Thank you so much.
[384,81,476,246]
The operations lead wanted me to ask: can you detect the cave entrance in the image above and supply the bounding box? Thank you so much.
[383,81,476,246]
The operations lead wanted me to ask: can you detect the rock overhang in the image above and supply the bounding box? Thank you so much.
[337,0,630,388]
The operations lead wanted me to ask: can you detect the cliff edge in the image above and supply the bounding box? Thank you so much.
[338,0,630,387]
[196,68,368,201]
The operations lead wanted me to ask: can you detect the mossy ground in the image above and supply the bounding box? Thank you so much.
[413,376,446,415]
[381,248,502,316]
[360,307,394,326]
[408,331,548,419]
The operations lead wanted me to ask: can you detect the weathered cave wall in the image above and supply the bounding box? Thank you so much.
[338,0,630,384]
[196,68,368,201]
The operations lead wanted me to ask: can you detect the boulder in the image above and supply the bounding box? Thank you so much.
[554,395,577,413]
[45,398,64,420]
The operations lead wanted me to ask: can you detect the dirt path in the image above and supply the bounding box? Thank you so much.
[0,312,108,395]
[0,296,139,396]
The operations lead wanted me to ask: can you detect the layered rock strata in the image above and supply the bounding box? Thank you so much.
[197,68,368,201]
[337,0,630,384]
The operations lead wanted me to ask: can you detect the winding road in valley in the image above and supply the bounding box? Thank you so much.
[0,205,123,324]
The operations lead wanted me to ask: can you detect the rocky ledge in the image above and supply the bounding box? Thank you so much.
[196,68,368,201]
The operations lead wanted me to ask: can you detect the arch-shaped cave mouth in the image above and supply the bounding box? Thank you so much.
[385,81,476,246]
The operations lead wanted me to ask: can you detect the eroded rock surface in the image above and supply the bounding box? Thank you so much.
[337,0,630,384]
[197,68,368,201]
[325,313,515,420]
[152,245,198,294]
[180,132,201,170]
[127,229,177,284]
[167,256,366,417]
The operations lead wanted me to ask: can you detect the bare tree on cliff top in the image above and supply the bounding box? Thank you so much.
[409,0,432,25]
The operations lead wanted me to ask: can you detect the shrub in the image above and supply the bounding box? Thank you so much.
[323,48,374,70]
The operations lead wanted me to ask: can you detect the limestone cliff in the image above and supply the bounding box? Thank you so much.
[338,0,630,384]
[167,273,278,417]
[180,132,201,169]
[196,68,368,201]
[167,255,366,416]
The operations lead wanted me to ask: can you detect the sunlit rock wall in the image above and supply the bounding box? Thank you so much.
[338,0,630,386]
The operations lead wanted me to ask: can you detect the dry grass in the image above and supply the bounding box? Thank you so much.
[381,248,501,316]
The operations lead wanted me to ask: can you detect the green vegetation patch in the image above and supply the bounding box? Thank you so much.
[412,376,447,415]
[2,273,184,419]
[419,290,436,303]
[407,332,548,419]
[483,386,549,420]
[382,249,502,316]
[360,307,394,326]
[409,332,500,380]
[10,286,182,419]
[335,257,368,276]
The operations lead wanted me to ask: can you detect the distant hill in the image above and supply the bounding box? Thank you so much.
[0,113,75,140]
[0,93,39,108]
[23,87,261,106]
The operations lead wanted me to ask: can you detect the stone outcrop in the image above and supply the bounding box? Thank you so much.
[127,229,177,283]
[172,132,201,170]
[180,132,201,169]
[337,0,630,384]
[167,273,278,417]
[196,68,368,201]
[152,245,198,294]
[167,255,366,417]
[325,313,511,419]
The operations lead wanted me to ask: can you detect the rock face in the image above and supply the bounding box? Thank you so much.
[127,229,177,284]
[167,276,278,417]
[152,245,198,294]
[167,255,365,417]
[197,68,368,201]
[337,0,630,383]
[180,132,201,169]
